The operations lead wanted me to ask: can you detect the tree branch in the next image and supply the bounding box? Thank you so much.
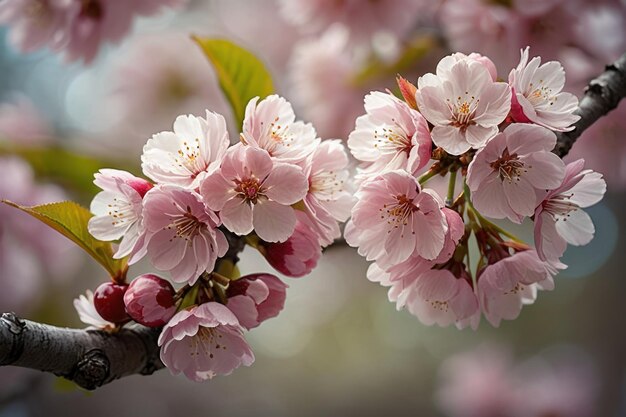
[1,54,625,391]
[0,312,163,390]
[554,52,626,157]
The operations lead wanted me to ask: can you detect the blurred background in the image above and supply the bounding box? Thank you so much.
[0,0,625,416]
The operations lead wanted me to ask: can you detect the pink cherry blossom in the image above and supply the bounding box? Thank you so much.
[105,32,231,145]
[415,56,511,155]
[287,26,364,140]
[61,0,186,64]
[277,0,423,43]
[467,123,566,223]
[534,159,606,262]
[158,302,254,381]
[348,91,432,180]
[88,169,152,259]
[344,170,448,265]
[0,95,53,146]
[0,0,69,54]
[509,47,580,131]
[241,95,319,164]
[263,221,321,278]
[368,260,478,328]
[300,139,354,246]
[226,273,288,330]
[141,111,229,190]
[140,185,228,285]
[436,345,518,417]
[477,250,556,327]
[73,289,115,330]
[200,145,308,243]
[123,274,176,327]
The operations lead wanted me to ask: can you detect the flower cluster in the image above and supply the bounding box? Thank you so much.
[346,48,606,329]
[77,95,352,380]
[0,0,185,63]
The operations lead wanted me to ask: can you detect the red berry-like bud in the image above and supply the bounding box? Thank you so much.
[264,222,321,278]
[124,274,176,327]
[94,282,130,324]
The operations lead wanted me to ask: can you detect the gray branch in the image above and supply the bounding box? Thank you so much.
[1,54,625,391]
[0,312,163,390]
[554,52,626,157]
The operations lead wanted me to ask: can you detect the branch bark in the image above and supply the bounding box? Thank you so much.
[553,52,626,157]
[0,312,163,390]
[1,53,625,391]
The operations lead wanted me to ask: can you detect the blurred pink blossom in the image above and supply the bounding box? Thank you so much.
[0,95,53,146]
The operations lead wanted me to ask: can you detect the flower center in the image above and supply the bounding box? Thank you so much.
[448,93,480,130]
[259,116,293,155]
[168,205,203,242]
[543,193,578,220]
[527,80,556,107]
[191,327,226,359]
[107,197,136,227]
[373,119,412,155]
[175,138,207,178]
[235,177,264,204]
[490,148,526,182]
[380,194,418,234]
[310,170,343,202]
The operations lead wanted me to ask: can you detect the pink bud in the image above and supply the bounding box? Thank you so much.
[264,222,321,278]
[226,273,287,330]
[93,282,130,324]
[466,53,498,81]
[126,177,153,198]
[124,274,176,327]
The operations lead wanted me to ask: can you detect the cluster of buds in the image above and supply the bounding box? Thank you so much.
[346,48,606,329]
[74,95,353,380]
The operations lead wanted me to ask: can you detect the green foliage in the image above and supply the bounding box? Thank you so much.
[192,36,275,127]
[2,200,128,281]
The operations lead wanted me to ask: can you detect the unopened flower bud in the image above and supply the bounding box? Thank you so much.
[123,274,176,327]
[226,273,287,330]
[264,222,321,278]
[93,282,130,324]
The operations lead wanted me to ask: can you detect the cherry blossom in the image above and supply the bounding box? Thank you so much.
[348,91,432,180]
[123,274,176,327]
[158,302,254,381]
[287,26,364,139]
[73,290,115,330]
[368,260,478,328]
[415,55,511,155]
[226,273,288,330]
[200,145,307,243]
[300,139,354,246]
[277,0,423,43]
[0,95,52,146]
[344,170,448,265]
[477,250,556,327]
[88,169,152,259]
[467,124,565,223]
[0,0,68,54]
[263,221,321,278]
[509,47,580,131]
[141,111,229,190]
[141,185,228,285]
[241,95,319,164]
[534,159,606,262]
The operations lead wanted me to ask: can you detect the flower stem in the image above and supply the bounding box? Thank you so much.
[418,168,438,184]
[446,170,457,207]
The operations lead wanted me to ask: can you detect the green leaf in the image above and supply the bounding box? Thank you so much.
[192,36,275,127]
[2,200,128,281]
